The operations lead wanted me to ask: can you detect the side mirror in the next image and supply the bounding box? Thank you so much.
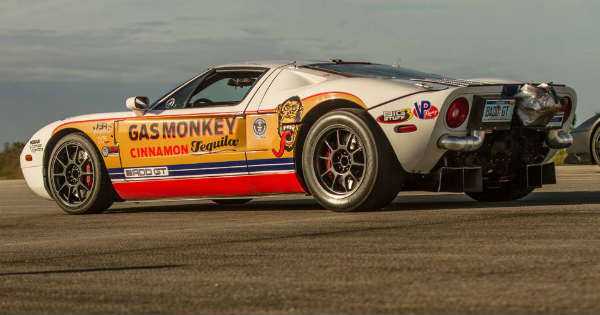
[126,96,149,115]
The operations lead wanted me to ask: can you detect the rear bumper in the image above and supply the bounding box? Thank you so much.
[435,163,557,193]
[438,129,573,152]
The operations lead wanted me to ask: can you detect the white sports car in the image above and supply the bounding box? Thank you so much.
[20,60,576,214]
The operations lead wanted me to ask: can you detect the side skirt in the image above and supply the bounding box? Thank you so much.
[112,172,305,200]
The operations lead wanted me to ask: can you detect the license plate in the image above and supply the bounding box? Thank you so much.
[481,99,515,123]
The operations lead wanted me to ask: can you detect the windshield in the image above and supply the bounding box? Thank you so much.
[304,62,446,80]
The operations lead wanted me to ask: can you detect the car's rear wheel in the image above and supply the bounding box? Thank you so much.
[47,133,114,214]
[301,109,401,212]
[591,126,600,166]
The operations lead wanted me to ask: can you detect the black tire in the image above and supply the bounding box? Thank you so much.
[212,199,252,205]
[301,108,402,212]
[591,125,600,166]
[465,183,534,202]
[47,133,114,214]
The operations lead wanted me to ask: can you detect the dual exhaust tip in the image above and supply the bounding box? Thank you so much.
[438,129,573,152]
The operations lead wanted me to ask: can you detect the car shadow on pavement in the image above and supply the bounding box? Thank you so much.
[108,198,324,214]
[107,190,600,214]
[0,264,185,277]
[383,190,600,212]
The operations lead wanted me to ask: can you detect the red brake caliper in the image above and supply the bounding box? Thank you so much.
[85,164,92,188]
[324,147,333,179]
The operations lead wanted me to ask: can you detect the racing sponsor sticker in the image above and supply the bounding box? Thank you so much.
[124,167,169,178]
[190,135,240,155]
[252,118,267,138]
[92,122,112,135]
[272,96,303,157]
[412,101,439,120]
[130,144,189,158]
[29,139,43,153]
[376,109,412,124]
[128,118,236,141]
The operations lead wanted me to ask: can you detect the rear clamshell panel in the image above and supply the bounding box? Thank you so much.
[369,84,577,174]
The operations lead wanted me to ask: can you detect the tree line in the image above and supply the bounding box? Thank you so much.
[0,142,25,179]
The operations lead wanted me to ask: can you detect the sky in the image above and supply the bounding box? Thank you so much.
[1,0,599,145]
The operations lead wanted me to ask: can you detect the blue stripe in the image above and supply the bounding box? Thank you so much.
[109,158,295,179]
[247,158,294,166]
[111,173,125,180]
[248,164,294,173]
[165,167,247,177]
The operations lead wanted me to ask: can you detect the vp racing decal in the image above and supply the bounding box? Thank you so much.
[412,100,439,120]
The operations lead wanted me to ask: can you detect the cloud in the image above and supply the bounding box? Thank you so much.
[0,0,599,144]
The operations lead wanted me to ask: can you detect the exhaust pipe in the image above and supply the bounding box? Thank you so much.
[438,130,485,151]
[438,130,486,152]
[546,129,573,149]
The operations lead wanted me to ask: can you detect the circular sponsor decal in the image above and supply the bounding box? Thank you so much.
[253,118,267,138]
[101,146,110,157]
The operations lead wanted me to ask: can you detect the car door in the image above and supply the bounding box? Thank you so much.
[113,67,269,199]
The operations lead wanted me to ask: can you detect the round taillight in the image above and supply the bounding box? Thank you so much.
[446,97,469,129]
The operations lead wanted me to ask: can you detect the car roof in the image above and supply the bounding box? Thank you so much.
[213,60,335,69]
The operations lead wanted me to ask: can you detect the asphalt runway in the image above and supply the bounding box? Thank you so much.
[1,165,600,315]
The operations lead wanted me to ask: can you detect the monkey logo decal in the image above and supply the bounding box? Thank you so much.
[272,96,303,157]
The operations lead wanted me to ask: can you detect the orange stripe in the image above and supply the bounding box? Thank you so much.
[53,91,365,133]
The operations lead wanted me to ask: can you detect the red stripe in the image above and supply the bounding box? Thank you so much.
[112,172,305,200]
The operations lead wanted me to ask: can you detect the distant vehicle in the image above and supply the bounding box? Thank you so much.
[20,60,577,214]
[568,113,600,165]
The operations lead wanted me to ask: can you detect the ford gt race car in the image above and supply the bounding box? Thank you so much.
[20,60,577,214]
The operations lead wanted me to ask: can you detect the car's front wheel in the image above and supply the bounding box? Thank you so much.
[301,109,401,212]
[47,133,114,214]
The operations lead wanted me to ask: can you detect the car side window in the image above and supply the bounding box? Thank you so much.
[152,76,203,110]
[187,71,263,108]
